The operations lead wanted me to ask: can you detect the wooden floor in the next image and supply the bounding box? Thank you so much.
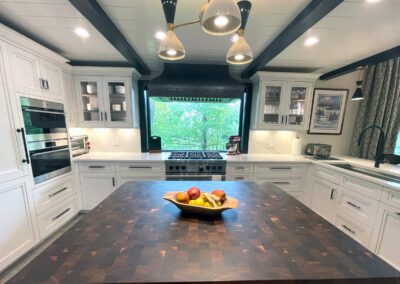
[0,214,85,283]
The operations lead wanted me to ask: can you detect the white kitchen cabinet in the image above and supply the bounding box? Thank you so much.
[373,203,400,270]
[62,72,78,127]
[309,176,338,222]
[251,72,318,130]
[0,178,37,271]
[0,42,28,184]
[7,44,63,101]
[75,75,133,128]
[80,173,116,210]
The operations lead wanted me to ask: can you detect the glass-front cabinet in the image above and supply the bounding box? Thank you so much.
[262,81,286,126]
[75,76,132,128]
[252,72,317,130]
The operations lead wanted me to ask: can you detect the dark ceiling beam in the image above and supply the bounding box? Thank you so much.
[320,45,400,80]
[241,0,344,79]
[69,0,150,75]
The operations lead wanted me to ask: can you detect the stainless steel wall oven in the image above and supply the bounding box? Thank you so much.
[19,97,71,184]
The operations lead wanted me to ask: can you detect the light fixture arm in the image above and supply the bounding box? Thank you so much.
[173,19,201,29]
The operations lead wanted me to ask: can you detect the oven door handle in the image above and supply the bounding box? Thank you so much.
[31,147,70,157]
[23,108,65,115]
[16,128,30,164]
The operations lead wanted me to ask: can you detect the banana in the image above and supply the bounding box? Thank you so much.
[210,194,221,202]
[204,193,217,208]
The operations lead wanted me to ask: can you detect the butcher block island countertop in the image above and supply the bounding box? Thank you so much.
[9,181,400,283]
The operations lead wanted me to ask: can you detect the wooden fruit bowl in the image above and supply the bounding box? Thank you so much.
[163,191,239,216]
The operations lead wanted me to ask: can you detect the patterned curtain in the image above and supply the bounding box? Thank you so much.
[350,57,400,159]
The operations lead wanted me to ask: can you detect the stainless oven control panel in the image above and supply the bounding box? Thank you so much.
[165,160,226,175]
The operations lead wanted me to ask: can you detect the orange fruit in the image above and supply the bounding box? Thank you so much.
[175,192,189,204]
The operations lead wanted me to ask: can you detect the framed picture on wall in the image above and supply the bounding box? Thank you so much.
[308,88,349,135]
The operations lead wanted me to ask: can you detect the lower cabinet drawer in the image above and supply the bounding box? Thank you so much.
[116,175,165,186]
[37,196,77,239]
[342,175,382,200]
[33,179,74,214]
[335,213,373,248]
[313,166,341,185]
[227,163,253,174]
[79,162,115,173]
[381,187,400,209]
[336,189,379,226]
[226,174,253,181]
[253,163,306,176]
[118,162,164,175]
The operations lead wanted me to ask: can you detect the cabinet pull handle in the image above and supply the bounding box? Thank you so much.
[89,166,105,169]
[105,112,108,121]
[285,115,288,124]
[45,80,50,90]
[330,188,335,200]
[396,212,400,216]
[235,167,245,170]
[272,181,290,185]
[16,128,30,164]
[342,225,356,234]
[100,112,103,121]
[281,116,284,124]
[39,78,44,89]
[270,167,292,170]
[129,166,152,169]
[234,177,244,180]
[48,187,68,198]
[346,201,361,210]
[52,208,70,221]
[112,177,115,187]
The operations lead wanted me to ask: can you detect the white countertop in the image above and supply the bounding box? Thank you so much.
[73,152,400,190]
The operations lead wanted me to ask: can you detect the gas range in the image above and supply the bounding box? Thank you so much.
[165,151,226,178]
[168,151,223,160]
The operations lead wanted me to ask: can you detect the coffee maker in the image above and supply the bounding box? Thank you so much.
[226,135,241,155]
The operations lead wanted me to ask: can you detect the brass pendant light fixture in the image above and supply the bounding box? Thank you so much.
[159,0,185,60]
[159,0,253,65]
[227,0,253,64]
[201,0,241,36]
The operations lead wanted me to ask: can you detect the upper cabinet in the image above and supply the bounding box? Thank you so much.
[251,72,318,130]
[72,67,139,128]
[7,44,64,102]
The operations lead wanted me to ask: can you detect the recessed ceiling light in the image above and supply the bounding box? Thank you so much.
[231,33,239,42]
[154,31,166,40]
[74,27,90,38]
[366,0,380,3]
[304,36,319,46]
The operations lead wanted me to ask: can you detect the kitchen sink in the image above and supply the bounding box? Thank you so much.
[330,163,400,184]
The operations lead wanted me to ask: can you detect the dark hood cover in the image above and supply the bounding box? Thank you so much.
[147,64,246,97]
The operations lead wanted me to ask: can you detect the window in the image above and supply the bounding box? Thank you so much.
[148,97,242,151]
[395,132,400,155]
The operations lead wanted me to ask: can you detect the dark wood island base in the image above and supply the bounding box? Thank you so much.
[7,181,400,283]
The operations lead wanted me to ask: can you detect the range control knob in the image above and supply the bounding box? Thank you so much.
[181,165,186,171]
[206,165,211,170]
[199,167,204,172]
[169,166,174,170]
[212,166,217,170]
[175,166,180,170]
[218,166,223,170]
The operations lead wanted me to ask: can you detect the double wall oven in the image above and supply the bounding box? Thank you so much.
[19,97,71,184]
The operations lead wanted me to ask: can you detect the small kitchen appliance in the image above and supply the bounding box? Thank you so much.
[226,135,241,155]
[305,143,332,158]
[70,135,90,157]
[149,136,162,153]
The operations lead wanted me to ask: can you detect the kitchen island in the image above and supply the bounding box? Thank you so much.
[8,181,400,283]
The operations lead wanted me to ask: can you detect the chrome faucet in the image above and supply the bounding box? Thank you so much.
[357,125,386,168]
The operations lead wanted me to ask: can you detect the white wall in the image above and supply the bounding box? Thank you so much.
[70,71,361,155]
[69,128,141,152]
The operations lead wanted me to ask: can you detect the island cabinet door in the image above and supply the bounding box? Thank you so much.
[309,176,338,223]
[373,203,400,270]
[80,173,115,210]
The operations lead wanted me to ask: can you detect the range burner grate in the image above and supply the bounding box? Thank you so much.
[168,151,223,160]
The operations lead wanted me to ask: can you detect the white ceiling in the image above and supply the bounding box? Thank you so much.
[0,0,399,75]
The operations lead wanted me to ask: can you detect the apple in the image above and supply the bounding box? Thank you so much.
[175,192,189,204]
[187,187,201,200]
[212,189,226,203]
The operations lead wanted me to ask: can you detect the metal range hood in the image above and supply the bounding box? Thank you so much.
[147,63,247,98]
